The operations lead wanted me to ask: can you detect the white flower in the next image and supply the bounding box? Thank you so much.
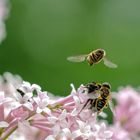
[93,123,113,139]
[12,89,33,110]
[47,110,68,135]
[72,120,94,139]
[33,91,51,114]
[19,81,41,93]
[62,128,73,140]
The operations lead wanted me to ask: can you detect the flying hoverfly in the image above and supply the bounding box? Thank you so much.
[67,48,117,68]
[81,82,115,115]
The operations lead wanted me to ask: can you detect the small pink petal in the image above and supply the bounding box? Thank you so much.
[43,108,51,115]
[36,107,42,113]
[70,83,77,94]
[62,128,72,139]
[23,102,33,111]
[59,110,67,120]
[48,117,58,123]
[72,130,82,139]
[45,135,55,140]
[0,104,4,121]
[31,84,41,91]
[103,131,113,138]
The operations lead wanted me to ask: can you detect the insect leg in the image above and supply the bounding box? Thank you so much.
[79,99,93,113]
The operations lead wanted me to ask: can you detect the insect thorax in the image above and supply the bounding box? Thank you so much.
[100,88,110,99]
[85,82,101,93]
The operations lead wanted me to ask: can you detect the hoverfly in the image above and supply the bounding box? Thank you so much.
[81,82,115,115]
[67,48,117,68]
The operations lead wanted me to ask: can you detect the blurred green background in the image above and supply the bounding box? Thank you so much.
[0,0,140,96]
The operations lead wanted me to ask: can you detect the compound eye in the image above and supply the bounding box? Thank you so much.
[91,82,96,85]
[97,49,104,54]
[93,85,99,90]
[102,83,111,89]
[97,84,101,89]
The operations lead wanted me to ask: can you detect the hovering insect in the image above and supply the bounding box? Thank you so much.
[81,82,115,115]
[67,48,117,68]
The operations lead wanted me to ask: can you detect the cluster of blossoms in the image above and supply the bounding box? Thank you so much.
[1,72,140,140]
[0,72,113,140]
[110,87,140,140]
[0,0,9,43]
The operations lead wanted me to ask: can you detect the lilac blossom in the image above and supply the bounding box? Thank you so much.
[0,72,113,140]
[33,91,51,114]
[12,89,34,111]
[114,87,140,133]
[112,86,140,139]
[0,72,22,97]
[0,0,10,43]
[110,123,131,140]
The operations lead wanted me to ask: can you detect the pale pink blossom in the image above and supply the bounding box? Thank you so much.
[95,122,113,139]
[0,91,12,129]
[47,109,68,134]
[11,107,29,121]
[7,121,39,140]
[0,0,10,43]
[0,72,22,97]
[114,87,140,134]
[110,123,131,140]
[12,89,34,111]
[44,84,113,140]
[72,120,94,139]
[0,72,113,140]
[18,81,41,93]
[33,91,51,114]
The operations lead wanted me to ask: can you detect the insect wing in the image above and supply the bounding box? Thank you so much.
[87,92,100,99]
[67,54,87,62]
[82,85,101,99]
[108,100,116,116]
[99,112,107,118]
[103,57,118,68]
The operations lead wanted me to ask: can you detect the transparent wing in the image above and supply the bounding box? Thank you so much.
[87,90,101,99]
[99,112,108,118]
[103,57,118,68]
[108,100,116,116]
[81,85,101,99]
[67,54,87,62]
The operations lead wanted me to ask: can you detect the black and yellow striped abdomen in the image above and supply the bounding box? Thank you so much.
[90,97,108,113]
[86,49,105,66]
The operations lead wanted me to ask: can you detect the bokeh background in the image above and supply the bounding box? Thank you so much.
[0,0,140,97]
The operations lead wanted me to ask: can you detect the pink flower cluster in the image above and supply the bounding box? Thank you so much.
[1,72,140,140]
[111,86,140,140]
[0,72,113,140]
[0,0,10,43]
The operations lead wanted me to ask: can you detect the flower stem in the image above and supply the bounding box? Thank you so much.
[1,126,17,140]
